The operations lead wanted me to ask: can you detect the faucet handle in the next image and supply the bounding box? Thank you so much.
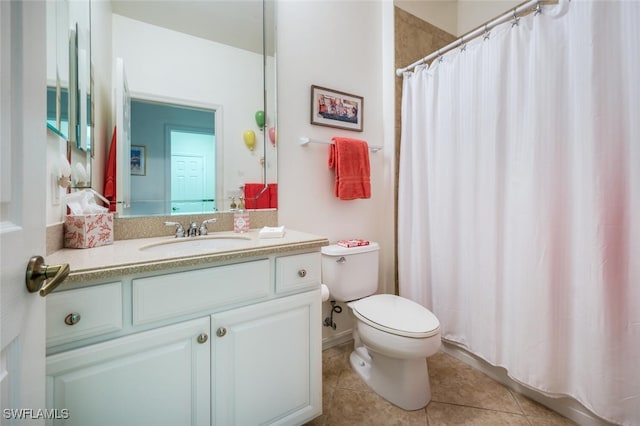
[199,218,217,236]
[164,221,185,238]
[186,221,199,237]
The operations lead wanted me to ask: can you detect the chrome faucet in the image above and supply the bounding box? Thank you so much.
[187,221,199,237]
[165,218,217,238]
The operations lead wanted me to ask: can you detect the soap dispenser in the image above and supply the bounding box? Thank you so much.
[233,196,250,233]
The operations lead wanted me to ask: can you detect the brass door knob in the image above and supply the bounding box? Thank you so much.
[25,256,70,297]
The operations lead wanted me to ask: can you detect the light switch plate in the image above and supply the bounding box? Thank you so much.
[52,174,61,206]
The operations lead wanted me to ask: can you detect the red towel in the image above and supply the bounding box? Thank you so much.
[244,183,270,209]
[103,126,117,212]
[268,183,278,209]
[328,137,371,200]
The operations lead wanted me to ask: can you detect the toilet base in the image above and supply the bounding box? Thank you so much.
[349,345,432,411]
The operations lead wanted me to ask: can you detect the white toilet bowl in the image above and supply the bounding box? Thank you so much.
[320,243,441,410]
[347,294,441,410]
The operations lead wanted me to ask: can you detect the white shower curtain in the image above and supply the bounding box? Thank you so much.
[398,1,640,424]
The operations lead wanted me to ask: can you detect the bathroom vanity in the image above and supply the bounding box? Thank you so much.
[44,230,328,426]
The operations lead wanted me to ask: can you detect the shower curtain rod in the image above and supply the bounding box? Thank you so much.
[396,0,541,76]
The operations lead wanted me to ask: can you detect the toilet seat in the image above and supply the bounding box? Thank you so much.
[349,294,440,338]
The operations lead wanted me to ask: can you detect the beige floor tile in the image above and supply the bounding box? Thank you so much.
[428,352,522,414]
[510,392,577,425]
[326,388,427,426]
[323,350,349,389]
[427,401,531,425]
[312,342,576,426]
[336,364,372,393]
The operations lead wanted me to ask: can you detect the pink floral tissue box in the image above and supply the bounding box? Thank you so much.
[64,213,114,249]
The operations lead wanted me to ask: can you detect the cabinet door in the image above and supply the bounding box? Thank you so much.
[213,290,322,426]
[46,317,210,426]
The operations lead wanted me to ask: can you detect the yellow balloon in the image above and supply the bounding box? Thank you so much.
[243,130,256,151]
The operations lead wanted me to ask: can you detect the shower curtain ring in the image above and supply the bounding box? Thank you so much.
[483,24,490,40]
[512,9,520,26]
[534,1,542,15]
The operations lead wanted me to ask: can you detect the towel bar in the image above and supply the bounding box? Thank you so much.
[299,137,382,153]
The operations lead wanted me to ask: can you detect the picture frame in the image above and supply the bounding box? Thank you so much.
[310,85,363,132]
[131,145,146,176]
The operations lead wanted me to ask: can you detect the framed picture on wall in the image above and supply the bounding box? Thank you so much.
[131,145,146,176]
[310,85,363,132]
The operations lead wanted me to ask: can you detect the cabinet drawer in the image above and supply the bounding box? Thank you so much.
[133,259,270,325]
[275,252,321,294]
[47,282,123,347]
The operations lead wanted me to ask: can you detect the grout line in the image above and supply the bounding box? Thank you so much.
[429,400,532,419]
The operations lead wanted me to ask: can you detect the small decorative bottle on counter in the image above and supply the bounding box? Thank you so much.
[233,197,250,233]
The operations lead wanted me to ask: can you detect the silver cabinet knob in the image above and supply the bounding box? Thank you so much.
[216,327,227,337]
[298,269,307,278]
[197,333,209,344]
[64,312,81,326]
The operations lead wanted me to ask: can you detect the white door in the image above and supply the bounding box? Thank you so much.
[171,155,206,214]
[0,0,48,419]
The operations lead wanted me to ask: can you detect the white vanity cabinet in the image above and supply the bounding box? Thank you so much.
[213,291,320,425]
[45,249,323,426]
[46,317,211,426]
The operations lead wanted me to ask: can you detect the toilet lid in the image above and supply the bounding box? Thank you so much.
[350,294,440,338]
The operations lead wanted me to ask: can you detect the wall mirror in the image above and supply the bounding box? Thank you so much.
[46,0,93,188]
[111,0,277,217]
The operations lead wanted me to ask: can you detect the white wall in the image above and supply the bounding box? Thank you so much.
[276,0,396,343]
[457,0,520,35]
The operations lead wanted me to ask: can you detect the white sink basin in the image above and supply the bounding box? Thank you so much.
[139,235,252,255]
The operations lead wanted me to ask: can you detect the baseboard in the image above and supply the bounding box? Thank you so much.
[440,341,618,426]
[322,329,353,351]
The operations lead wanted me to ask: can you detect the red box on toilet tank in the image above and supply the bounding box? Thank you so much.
[64,213,114,248]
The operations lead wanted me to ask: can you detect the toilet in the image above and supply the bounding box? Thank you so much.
[321,242,441,410]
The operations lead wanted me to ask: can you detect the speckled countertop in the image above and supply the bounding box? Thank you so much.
[47,229,329,285]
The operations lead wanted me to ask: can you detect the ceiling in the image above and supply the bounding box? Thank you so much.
[110,0,268,54]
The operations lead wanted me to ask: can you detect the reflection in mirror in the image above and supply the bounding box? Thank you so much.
[110,0,277,216]
[125,98,220,217]
[46,0,93,189]
[46,0,70,139]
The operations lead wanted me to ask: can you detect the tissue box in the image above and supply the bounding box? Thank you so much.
[64,213,114,248]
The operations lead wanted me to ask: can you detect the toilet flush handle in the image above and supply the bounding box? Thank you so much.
[337,256,346,264]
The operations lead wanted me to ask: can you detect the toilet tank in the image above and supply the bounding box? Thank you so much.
[321,242,380,302]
